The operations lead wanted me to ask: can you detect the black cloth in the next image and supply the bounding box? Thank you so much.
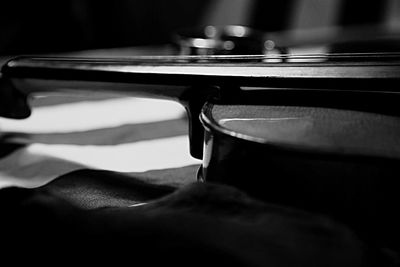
[0,167,395,266]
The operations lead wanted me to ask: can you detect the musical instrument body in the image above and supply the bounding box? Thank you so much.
[1,53,400,248]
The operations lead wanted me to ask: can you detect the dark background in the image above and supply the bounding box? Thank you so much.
[0,0,394,54]
[0,0,211,53]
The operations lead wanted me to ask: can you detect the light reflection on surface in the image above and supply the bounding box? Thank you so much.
[0,97,186,133]
[0,97,199,189]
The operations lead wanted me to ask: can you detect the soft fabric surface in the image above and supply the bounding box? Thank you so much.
[0,173,383,267]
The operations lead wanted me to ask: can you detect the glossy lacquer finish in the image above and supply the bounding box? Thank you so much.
[200,103,400,249]
[2,54,400,158]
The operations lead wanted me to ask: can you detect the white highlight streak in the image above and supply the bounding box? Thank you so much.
[0,135,200,189]
[0,97,185,133]
[26,135,199,172]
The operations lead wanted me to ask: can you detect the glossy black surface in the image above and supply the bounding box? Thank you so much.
[200,102,400,249]
[2,54,400,158]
